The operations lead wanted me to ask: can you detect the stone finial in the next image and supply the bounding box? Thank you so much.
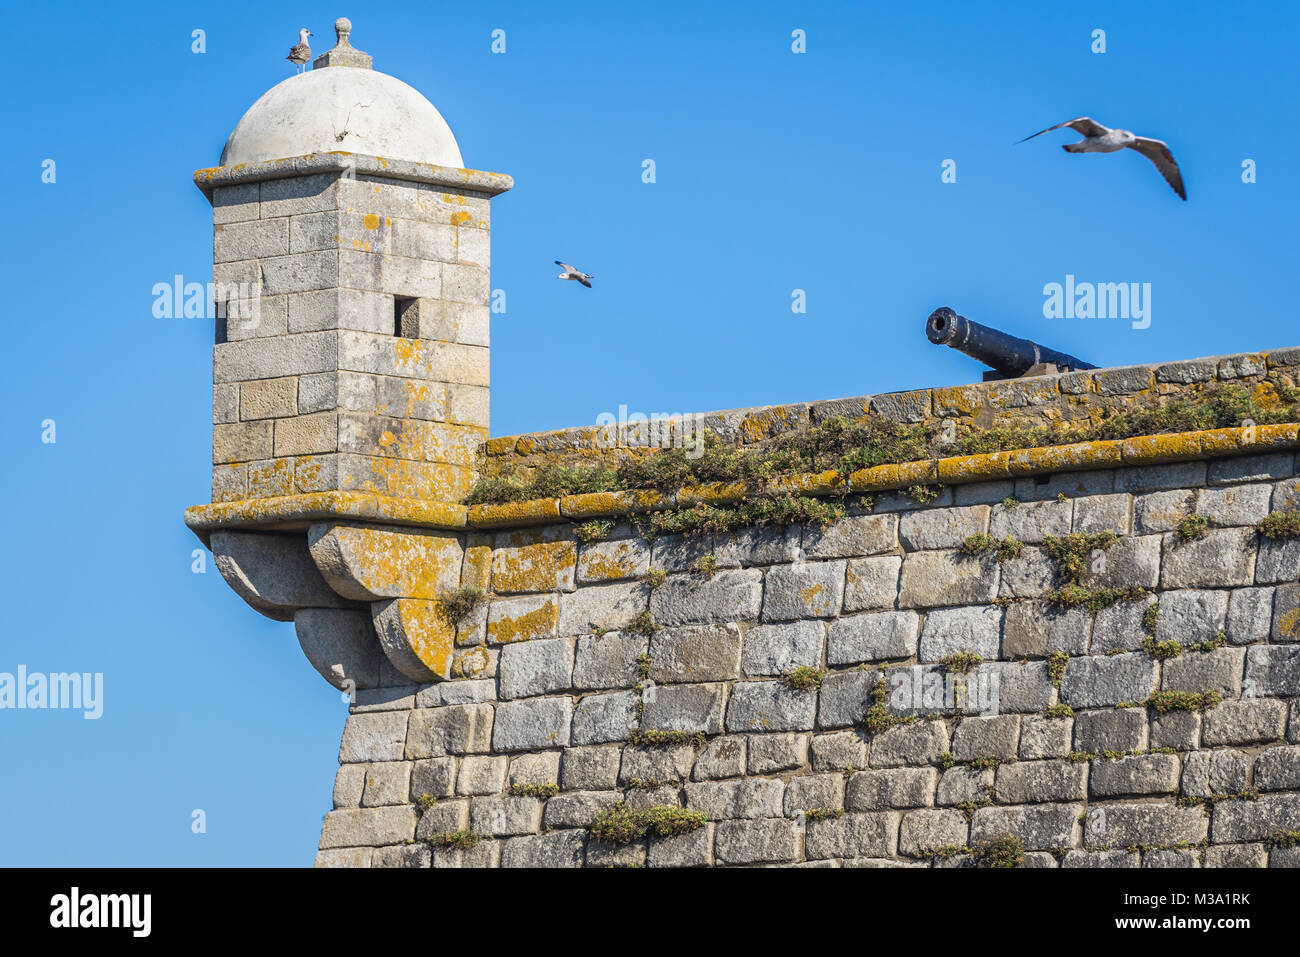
[312,16,373,70]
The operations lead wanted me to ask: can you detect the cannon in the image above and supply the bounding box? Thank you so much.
[926,307,1097,380]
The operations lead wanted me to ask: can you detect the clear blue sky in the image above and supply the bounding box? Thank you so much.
[1,0,1295,866]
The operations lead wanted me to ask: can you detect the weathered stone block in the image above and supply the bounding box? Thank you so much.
[406,704,493,758]
[640,682,726,735]
[649,623,742,682]
[497,637,574,700]
[803,514,897,559]
[714,819,800,864]
[972,803,1082,851]
[761,560,845,621]
[995,760,1086,804]
[1211,793,1300,843]
[747,732,809,774]
[684,779,784,820]
[570,691,636,745]
[990,499,1072,543]
[1019,714,1073,760]
[572,632,647,689]
[898,551,999,608]
[1088,754,1180,797]
[1162,647,1245,697]
[319,806,418,849]
[1073,709,1147,754]
[499,830,586,867]
[951,715,1020,761]
[868,721,949,768]
[726,681,817,732]
[1161,528,1257,588]
[846,768,936,810]
[918,606,1002,662]
[899,506,989,551]
[805,812,898,860]
[1005,602,1091,658]
[1202,698,1288,746]
[742,619,824,675]
[828,611,919,665]
[1245,645,1300,696]
[493,697,572,751]
[339,711,409,763]
[899,809,968,855]
[842,556,902,612]
[650,568,763,625]
[693,735,747,780]
[1181,749,1251,798]
[1060,653,1158,708]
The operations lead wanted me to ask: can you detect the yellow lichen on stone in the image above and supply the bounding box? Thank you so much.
[385,598,457,678]
[678,482,746,507]
[848,463,901,491]
[937,451,1011,484]
[312,523,463,601]
[491,539,576,593]
[933,385,982,417]
[451,646,491,678]
[1122,432,1204,464]
[580,542,642,583]
[468,499,562,528]
[1277,608,1299,639]
[895,459,940,486]
[774,470,844,495]
[487,599,558,644]
[560,489,665,518]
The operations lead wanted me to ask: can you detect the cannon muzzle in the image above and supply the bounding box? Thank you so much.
[926,307,1097,379]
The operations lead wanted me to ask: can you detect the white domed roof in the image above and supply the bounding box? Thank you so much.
[219,24,463,169]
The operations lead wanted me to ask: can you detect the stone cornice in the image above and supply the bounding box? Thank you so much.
[193,151,514,198]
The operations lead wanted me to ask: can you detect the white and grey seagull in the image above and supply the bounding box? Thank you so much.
[286,28,313,73]
[555,261,593,288]
[1018,117,1186,200]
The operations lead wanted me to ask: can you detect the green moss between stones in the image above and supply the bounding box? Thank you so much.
[469,387,1300,506]
[1047,651,1069,687]
[784,666,827,691]
[427,829,482,850]
[939,650,984,674]
[1175,514,1211,543]
[1266,829,1300,849]
[625,610,659,637]
[626,729,707,749]
[971,834,1025,868]
[1146,690,1224,713]
[440,586,485,626]
[574,519,615,543]
[589,803,706,845]
[1258,510,1300,540]
[961,534,1024,562]
[509,782,560,799]
[1046,703,1074,719]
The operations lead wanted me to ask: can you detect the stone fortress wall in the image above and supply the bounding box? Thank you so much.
[187,19,1300,868]
[303,366,1300,867]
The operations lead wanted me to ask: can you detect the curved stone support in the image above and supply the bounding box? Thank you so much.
[372,598,456,682]
[212,530,354,622]
[308,522,464,602]
[294,608,384,691]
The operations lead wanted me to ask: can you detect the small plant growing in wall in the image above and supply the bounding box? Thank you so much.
[1175,514,1210,543]
[1258,510,1300,540]
[440,586,486,626]
[1046,651,1069,687]
[971,834,1025,868]
[427,829,482,850]
[1142,600,1160,636]
[645,567,667,588]
[1146,690,1223,713]
[961,533,1023,562]
[1045,703,1073,719]
[1001,496,1020,510]
[693,552,719,578]
[509,782,560,799]
[625,610,659,637]
[415,793,437,813]
[939,650,984,674]
[589,803,705,844]
[784,666,826,691]
[906,484,943,505]
[574,519,616,543]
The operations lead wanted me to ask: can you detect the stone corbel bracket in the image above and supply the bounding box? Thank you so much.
[209,522,485,692]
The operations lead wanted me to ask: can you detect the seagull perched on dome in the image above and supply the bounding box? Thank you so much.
[555,261,593,288]
[287,29,313,73]
[1018,116,1186,200]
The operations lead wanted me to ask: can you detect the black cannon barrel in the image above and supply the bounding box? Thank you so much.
[926,307,1096,378]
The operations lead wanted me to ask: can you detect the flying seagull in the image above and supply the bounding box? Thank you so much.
[1019,117,1186,200]
[555,261,593,288]
[287,29,312,73]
